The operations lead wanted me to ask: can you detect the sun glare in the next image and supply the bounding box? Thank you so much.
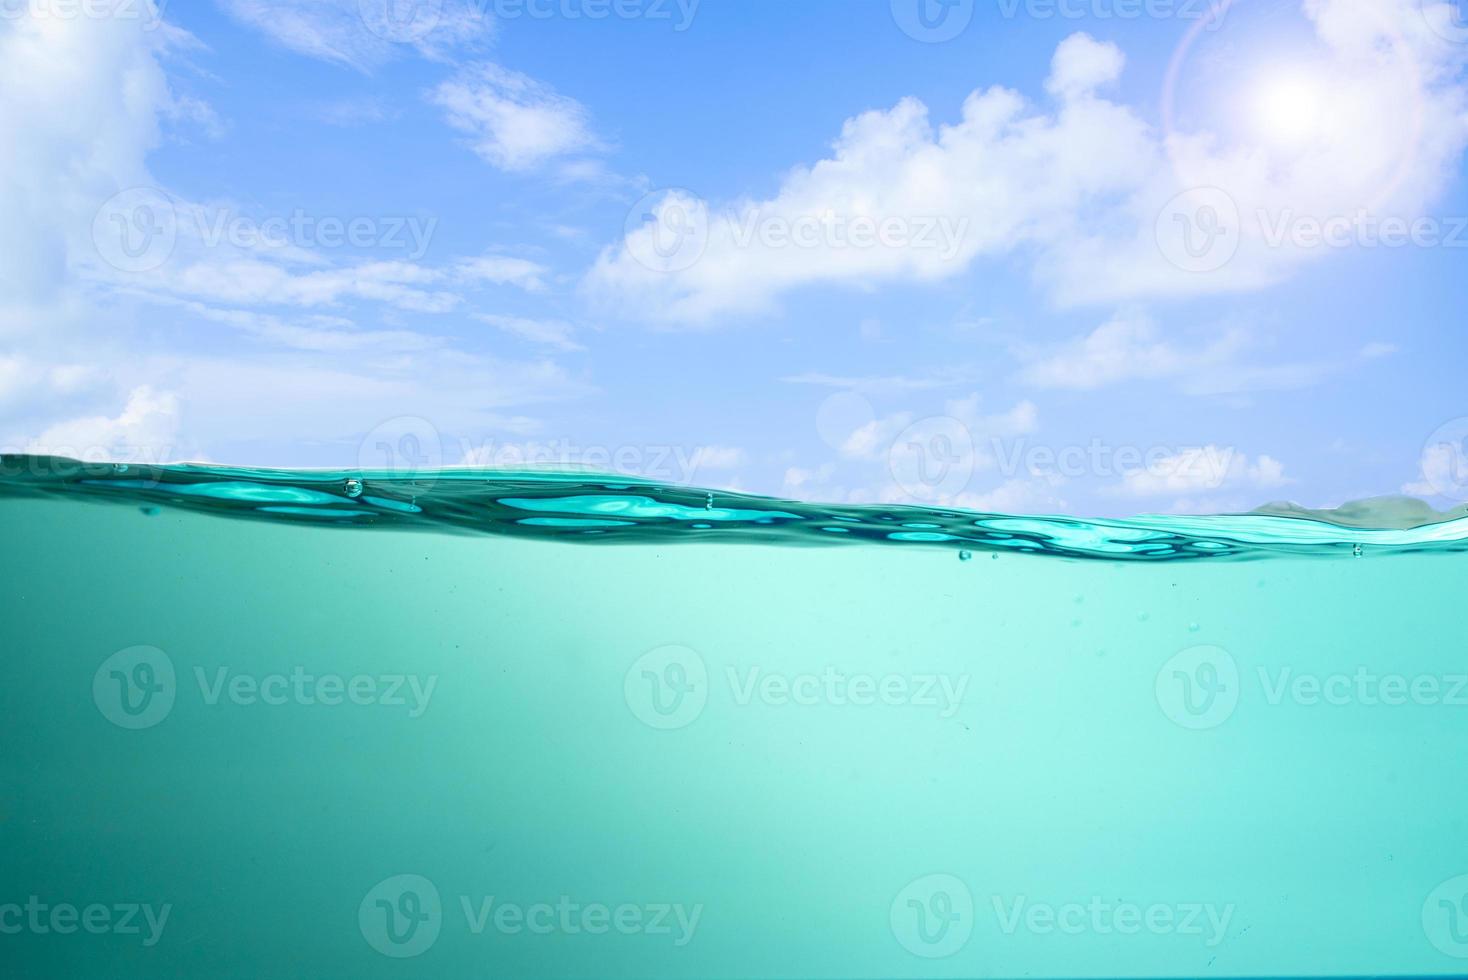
[1251,69,1326,146]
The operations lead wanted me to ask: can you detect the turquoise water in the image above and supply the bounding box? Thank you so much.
[4,455,1468,978]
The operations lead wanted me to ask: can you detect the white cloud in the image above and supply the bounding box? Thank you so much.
[587,4,1468,324]
[1018,310,1230,390]
[782,367,980,394]
[1017,309,1394,396]
[21,386,184,463]
[838,394,1038,464]
[475,314,583,351]
[456,254,551,292]
[153,258,462,312]
[1045,31,1125,101]
[430,63,601,174]
[946,476,1068,515]
[1403,439,1468,498]
[1110,446,1291,498]
[0,355,106,410]
[0,6,191,316]
[219,0,490,72]
[0,7,596,470]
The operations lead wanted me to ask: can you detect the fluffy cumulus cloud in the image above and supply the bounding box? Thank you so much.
[587,2,1468,324]
[1109,445,1290,498]
[20,386,184,463]
[790,389,1062,511]
[1403,434,1468,501]
[430,63,603,174]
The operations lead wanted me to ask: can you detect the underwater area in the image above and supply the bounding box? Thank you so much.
[3,456,1468,977]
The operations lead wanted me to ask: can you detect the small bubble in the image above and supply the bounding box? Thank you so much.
[1137,612,1151,622]
[140,505,160,516]
[113,463,130,474]
[1188,623,1201,633]
[705,492,714,511]
[1352,543,1364,558]
[958,550,973,562]
[1073,594,1085,605]
[990,553,998,560]
[344,479,364,498]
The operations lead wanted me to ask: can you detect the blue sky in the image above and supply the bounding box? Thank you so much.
[2,0,1467,516]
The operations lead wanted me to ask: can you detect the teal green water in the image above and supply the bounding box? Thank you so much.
[4,456,1468,978]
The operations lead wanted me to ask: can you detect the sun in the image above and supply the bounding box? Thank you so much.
[1249,68,1327,146]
